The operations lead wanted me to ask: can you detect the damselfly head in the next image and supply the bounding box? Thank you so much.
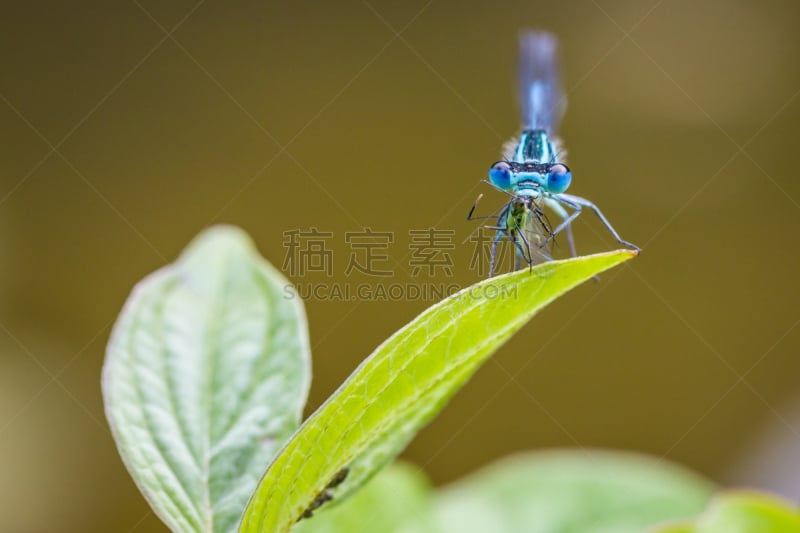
[490,160,571,194]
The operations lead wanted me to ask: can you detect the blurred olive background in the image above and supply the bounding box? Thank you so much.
[2,0,799,531]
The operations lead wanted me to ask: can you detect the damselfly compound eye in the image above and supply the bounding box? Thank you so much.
[547,163,571,193]
[488,161,512,190]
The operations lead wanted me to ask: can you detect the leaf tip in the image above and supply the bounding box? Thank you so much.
[601,248,639,267]
[178,225,259,270]
[611,248,639,259]
[188,224,254,251]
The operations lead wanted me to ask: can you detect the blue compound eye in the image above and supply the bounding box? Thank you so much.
[488,161,512,190]
[547,163,571,193]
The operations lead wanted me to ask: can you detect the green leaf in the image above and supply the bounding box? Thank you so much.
[241,250,636,533]
[431,450,714,533]
[103,226,311,533]
[651,491,800,533]
[293,462,435,533]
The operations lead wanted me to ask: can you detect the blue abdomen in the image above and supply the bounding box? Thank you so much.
[518,31,565,134]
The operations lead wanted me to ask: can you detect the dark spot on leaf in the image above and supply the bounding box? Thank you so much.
[296,467,349,522]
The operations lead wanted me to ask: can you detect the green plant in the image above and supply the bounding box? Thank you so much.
[102,226,799,533]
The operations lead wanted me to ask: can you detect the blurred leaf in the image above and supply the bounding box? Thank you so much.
[432,450,715,533]
[651,491,800,533]
[102,226,311,533]
[293,462,436,533]
[241,250,636,533]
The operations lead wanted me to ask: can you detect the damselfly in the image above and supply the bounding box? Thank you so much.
[469,31,639,277]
